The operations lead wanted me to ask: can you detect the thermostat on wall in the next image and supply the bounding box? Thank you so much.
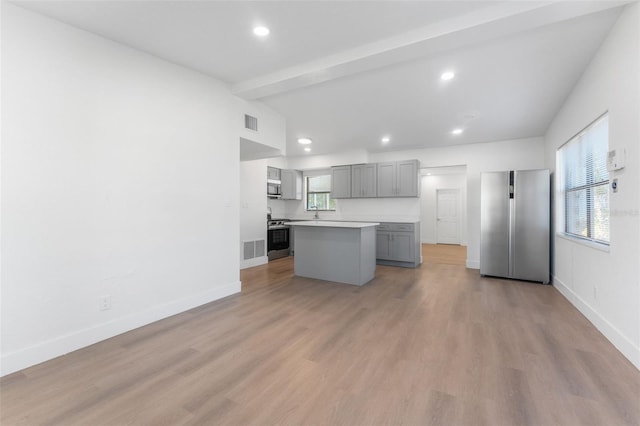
[607,148,626,171]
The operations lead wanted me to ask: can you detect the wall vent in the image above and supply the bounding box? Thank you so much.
[255,239,265,257]
[243,239,266,260]
[243,241,255,260]
[244,114,258,132]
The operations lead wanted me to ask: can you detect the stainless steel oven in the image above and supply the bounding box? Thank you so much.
[267,219,290,260]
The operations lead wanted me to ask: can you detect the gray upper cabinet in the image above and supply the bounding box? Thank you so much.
[331,165,352,198]
[281,169,302,200]
[376,160,419,197]
[267,166,280,181]
[326,159,418,199]
[351,164,377,198]
[396,160,419,197]
[376,162,396,197]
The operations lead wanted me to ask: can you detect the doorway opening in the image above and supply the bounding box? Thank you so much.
[419,165,467,247]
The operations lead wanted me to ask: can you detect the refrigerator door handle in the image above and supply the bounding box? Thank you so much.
[509,170,515,199]
[509,198,515,278]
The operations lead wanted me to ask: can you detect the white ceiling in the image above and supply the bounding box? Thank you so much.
[14,1,627,157]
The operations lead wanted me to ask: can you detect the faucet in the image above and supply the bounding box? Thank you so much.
[312,205,320,220]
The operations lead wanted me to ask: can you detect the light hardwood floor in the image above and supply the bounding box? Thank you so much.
[1,244,639,425]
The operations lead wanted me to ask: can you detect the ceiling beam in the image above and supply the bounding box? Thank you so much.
[232,1,628,100]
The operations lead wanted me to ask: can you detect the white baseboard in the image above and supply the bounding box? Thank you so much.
[553,275,640,370]
[240,256,268,270]
[422,239,468,246]
[0,281,241,377]
[466,259,480,269]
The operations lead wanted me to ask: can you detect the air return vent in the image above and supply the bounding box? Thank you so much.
[243,239,266,260]
[244,114,258,132]
[255,239,265,257]
[243,241,255,260]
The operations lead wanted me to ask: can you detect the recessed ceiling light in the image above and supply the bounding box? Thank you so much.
[441,71,455,81]
[381,136,390,144]
[297,138,312,145]
[253,26,270,37]
[304,147,311,152]
[451,128,464,135]
[427,173,432,176]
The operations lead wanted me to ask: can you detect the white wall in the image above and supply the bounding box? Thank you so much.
[237,101,285,267]
[284,149,369,171]
[1,4,242,375]
[369,137,545,268]
[267,198,289,219]
[420,173,467,245]
[288,196,421,222]
[544,4,640,369]
[240,160,268,269]
[238,99,287,155]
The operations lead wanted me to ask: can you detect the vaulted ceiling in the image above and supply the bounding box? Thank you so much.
[15,1,627,156]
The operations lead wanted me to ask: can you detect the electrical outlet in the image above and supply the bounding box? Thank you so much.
[100,295,111,311]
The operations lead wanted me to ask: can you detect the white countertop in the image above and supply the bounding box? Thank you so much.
[287,220,380,228]
[287,218,418,224]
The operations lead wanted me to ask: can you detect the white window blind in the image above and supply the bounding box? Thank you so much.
[308,175,331,192]
[306,175,336,211]
[558,114,609,244]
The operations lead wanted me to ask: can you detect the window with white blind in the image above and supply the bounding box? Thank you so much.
[306,175,336,211]
[557,114,609,244]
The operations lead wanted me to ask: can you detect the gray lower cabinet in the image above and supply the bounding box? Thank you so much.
[281,169,302,200]
[376,231,393,259]
[376,222,421,267]
[351,164,377,198]
[331,165,352,198]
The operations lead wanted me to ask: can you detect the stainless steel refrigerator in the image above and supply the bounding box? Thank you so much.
[480,169,550,283]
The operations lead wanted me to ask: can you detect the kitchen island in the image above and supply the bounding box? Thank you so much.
[287,221,380,286]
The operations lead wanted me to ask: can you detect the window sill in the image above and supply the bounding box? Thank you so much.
[556,233,610,253]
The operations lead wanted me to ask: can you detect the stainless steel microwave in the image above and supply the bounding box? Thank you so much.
[267,180,281,198]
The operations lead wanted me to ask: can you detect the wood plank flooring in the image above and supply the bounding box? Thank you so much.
[422,244,467,266]
[2,244,639,425]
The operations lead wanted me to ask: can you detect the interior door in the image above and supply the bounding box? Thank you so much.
[436,189,459,244]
